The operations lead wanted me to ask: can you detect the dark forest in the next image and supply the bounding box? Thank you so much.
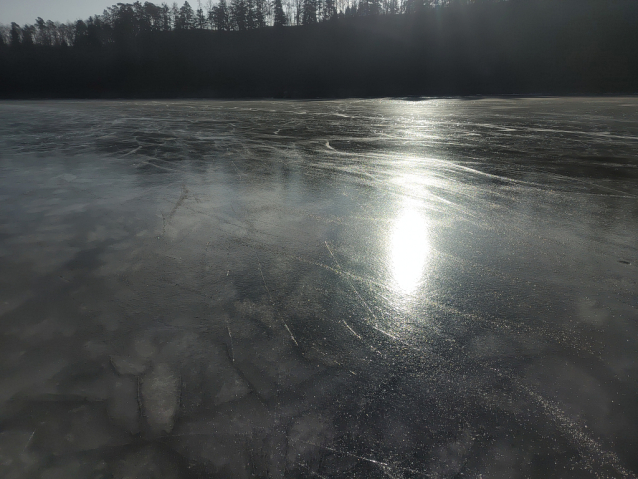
[0,0,636,98]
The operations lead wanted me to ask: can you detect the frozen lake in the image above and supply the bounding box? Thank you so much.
[0,98,637,478]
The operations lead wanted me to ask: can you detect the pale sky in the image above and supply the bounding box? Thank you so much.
[0,1,123,26]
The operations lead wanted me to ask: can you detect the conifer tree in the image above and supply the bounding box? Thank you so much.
[246,0,256,29]
[323,0,336,20]
[171,3,180,28]
[302,0,317,24]
[212,0,230,30]
[35,17,51,46]
[385,0,398,14]
[273,0,287,27]
[179,1,195,29]
[10,22,23,47]
[254,0,267,28]
[160,3,172,30]
[230,0,247,30]
[196,1,207,28]
[205,0,214,28]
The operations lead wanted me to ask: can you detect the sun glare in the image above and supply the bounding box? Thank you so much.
[390,203,430,295]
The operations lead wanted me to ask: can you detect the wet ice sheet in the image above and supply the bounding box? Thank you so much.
[0,98,637,478]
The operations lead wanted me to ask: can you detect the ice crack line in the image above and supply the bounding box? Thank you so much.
[517,381,636,479]
[298,441,431,477]
[254,249,298,347]
[161,184,189,236]
[325,241,406,351]
[225,318,235,362]
[324,241,377,322]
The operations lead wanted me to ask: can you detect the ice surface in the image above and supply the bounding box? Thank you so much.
[107,376,141,434]
[0,98,637,477]
[141,363,180,434]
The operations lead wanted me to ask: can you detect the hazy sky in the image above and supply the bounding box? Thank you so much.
[0,1,118,25]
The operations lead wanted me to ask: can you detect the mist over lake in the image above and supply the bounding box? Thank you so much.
[0,98,637,478]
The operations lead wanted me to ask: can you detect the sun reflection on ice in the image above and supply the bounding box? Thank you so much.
[390,203,431,295]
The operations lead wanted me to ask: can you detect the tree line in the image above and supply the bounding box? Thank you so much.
[0,0,636,98]
[0,0,484,46]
